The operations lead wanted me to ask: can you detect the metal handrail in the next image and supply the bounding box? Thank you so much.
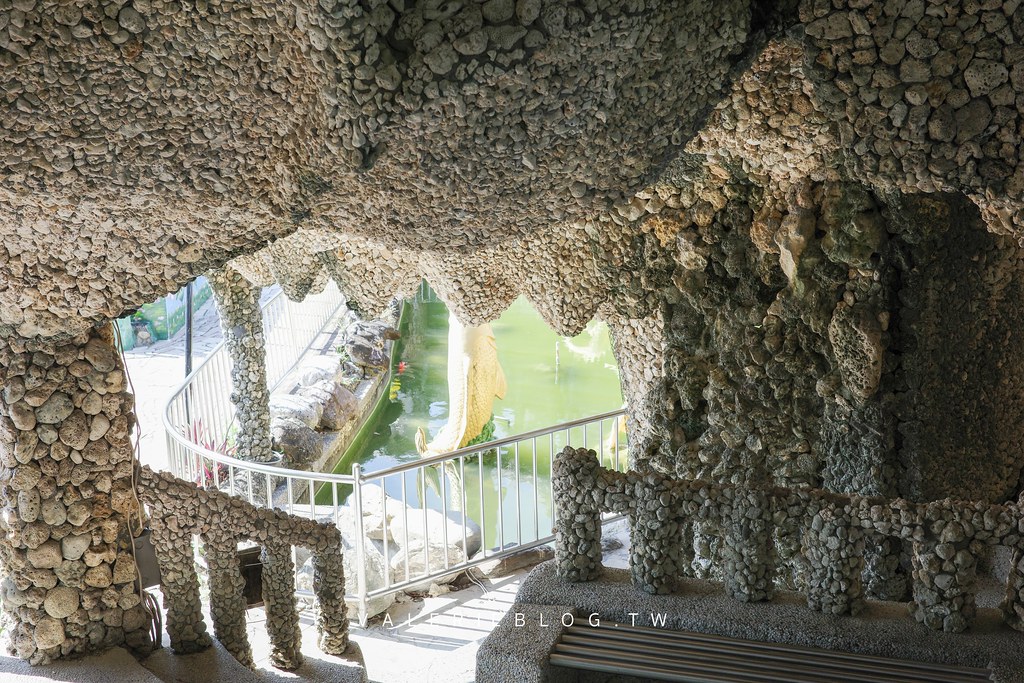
[370,408,627,477]
[162,282,352,480]
[160,280,629,629]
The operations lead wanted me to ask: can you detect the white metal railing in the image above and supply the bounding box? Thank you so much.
[166,282,345,448]
[347,409,627,623]
[163,282,628,626]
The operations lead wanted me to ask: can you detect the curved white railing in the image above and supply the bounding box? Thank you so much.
[162,282,629,624]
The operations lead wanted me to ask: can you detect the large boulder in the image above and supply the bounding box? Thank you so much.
[335,484,395,542]
[298,356,345,387]
[270,415,320,466]
[296,536,394,620]
[387,506,482,559]
[300,380,358,431]
[348,321,400,348]
[269,393,323,429]
[389,537,466,589]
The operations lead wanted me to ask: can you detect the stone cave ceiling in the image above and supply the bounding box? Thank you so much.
[1,0,1023,339]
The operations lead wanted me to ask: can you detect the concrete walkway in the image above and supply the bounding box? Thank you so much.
[122,295,223,471]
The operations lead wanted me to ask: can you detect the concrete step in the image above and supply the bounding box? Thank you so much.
[0,647,164,683]
[142,639,263,683]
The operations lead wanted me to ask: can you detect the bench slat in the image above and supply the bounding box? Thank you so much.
[551,624,993,683]
[558,635,950,683]
[560,629,990,683]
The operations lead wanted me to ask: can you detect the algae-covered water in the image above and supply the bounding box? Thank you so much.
[328,289,624,551]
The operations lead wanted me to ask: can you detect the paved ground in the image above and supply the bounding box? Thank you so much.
[122,295,224,471]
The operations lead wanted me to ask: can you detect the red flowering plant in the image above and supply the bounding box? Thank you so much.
[182,418,235,488]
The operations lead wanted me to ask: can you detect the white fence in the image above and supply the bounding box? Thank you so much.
[162,283,627,625]
[168,283,345,447]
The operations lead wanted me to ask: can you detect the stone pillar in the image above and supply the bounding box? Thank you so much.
[722,488,774,602]
[603,311,669,472]
[803,503,865,616]
[630,470,680,595]
[149,515,210,653]
[1001,547,1024,631]
[202,537,252,666]
[552,447,603,582]
[261,542,302,669]
[312,548,349,655]
[911,531,979,633]
[206,267,273,463]
[0,326,152,663]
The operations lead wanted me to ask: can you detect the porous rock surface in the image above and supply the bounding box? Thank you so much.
[4,0,1024,666]
[0,326,152,663]
[553,446,1024,634]
[0,0,755,338]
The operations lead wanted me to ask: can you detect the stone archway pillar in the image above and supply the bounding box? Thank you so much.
[207,267,273,463]
[602,311,668,469]
[0,325,151,663]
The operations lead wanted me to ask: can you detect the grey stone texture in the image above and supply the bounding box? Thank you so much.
[552,447,1024,634]
[207,267,274,464]
[136,466,351,669]
[0,326,152,664]
[0,0,756,340]
[511,561,1024,682]
[5,0,1024,670]
[476,604,581,683]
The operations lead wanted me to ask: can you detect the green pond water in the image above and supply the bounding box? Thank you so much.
[324,291,625,551]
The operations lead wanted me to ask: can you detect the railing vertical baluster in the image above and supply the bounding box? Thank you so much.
[460,456,468,564]
[332,475,339,528]
[615,415,622,472]
[497,445,504,552]
[515,442,521,545]
[307,475,315,518]
[549,432,555,531]
[533,437,539,541]
[381,480,391,588]
[247,464,254,504]
[402,472,410,583]
[441,463,450,569]
[421,472,429,577]
[352,463,368,627]
[478,453,487,554]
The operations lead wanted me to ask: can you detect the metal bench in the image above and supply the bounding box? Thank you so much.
[549,622,993,683]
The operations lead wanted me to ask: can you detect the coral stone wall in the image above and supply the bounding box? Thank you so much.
[3,0,1024,662]
[0,0,757,338]
[0,326,151,663]
[893,195,1024,503]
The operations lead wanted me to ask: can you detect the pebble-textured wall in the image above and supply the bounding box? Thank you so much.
[0,326,151,663]
[797,0,1024,229]
[0,0,756,339]
[552,447,1024,633]
[207,267,274,463]
[137,466,349,669]
[891,194,1024,503]
[4,0,1024,663]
